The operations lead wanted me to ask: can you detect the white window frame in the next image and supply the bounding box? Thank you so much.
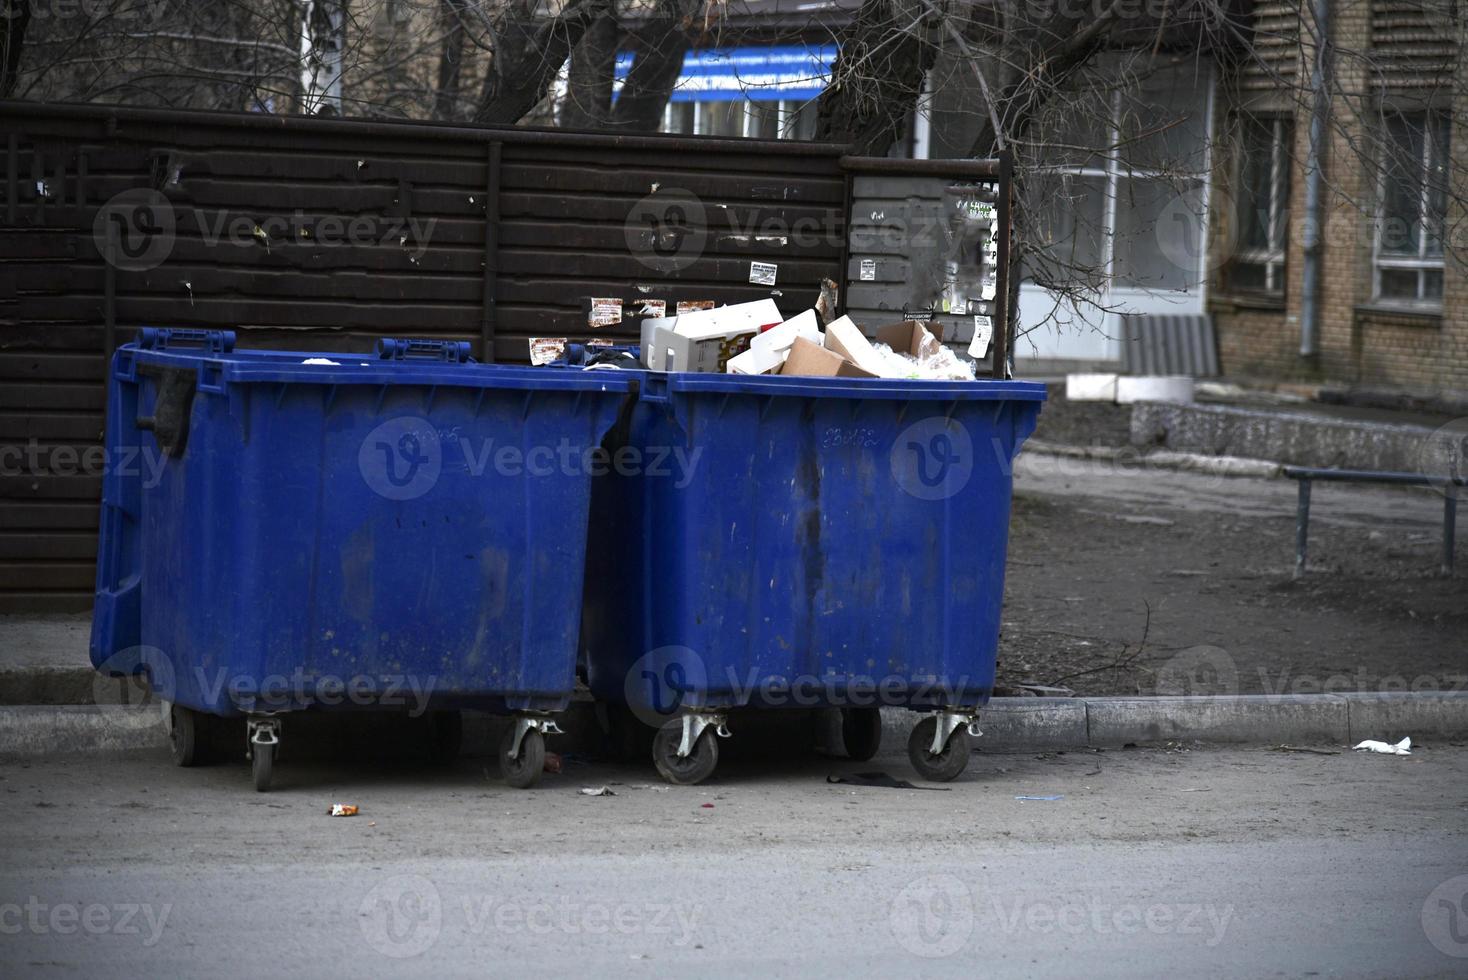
[1372,109,1449,307]
[1231,116,1291,294]
[1028,75,1214,297]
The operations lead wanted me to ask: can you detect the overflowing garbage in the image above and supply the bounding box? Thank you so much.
[596,299,984,380]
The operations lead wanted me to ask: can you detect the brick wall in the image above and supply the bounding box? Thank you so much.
[1210,0,1468,393]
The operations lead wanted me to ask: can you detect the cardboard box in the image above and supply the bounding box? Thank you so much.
[646,326,738,373]
[727,344,787,375]
[873,320,944,357]
[781,336,876,378]
[673,299,782,341]
[751,309,821,358]
[639,317,678,370]
[824,316,901,377]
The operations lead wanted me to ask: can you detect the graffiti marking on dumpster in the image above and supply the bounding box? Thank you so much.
[359,417,442,501]
[891,417,974,501]
[359,874,442,958]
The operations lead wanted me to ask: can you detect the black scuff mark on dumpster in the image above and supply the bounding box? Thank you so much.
[795,445,824,674]
[341,522,374,625]
[468,545,510,671]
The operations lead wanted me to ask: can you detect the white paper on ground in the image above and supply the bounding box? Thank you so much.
[1352,737,1412,755]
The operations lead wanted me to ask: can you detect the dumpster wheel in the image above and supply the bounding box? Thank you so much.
[653,718,721,786]
[500,723,546,789]
[251,742,275,792]
[169,704,201,767]
[841,707,883,762]
[907,716,972,782]
[247,716,281,792]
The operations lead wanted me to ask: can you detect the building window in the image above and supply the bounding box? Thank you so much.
[661,102,694,134]
[1374,110,1450,306]
[1230,115,1292,294]
[1024,62,1212,294]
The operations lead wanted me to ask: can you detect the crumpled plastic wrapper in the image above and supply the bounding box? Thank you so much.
[1352,737,1411,755]
[872,331,976,381]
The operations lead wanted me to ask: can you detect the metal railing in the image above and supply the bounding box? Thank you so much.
[1283,466,1461,578]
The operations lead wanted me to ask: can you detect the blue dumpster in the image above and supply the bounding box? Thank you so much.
[90,329,633,789]
[581,370,1045,783]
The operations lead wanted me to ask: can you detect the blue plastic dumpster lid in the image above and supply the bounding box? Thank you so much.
[122,335,637,393]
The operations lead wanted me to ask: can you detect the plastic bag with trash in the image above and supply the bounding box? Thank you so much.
[870,324,976,382]
[1352,737,1411,755]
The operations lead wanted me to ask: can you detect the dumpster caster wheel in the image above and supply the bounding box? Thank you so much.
[500,725,545,789]
[841,707,883,762]
[251,742,275,792]
[170,705,202,767]
[653,715,725,786]
[427,710,462,765]
[247,716,281,792]
[908,717,971,782]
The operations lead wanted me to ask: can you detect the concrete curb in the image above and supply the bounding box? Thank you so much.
[877,692,1468,753]
[1022,440,1282,479]
[0,705,170,755]
[8,694,1467,759]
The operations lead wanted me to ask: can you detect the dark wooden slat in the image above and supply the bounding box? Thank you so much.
[0,415,105,441]
[0,533,97,560]
[0,593,93,614]
[0,474,104,499]
[0,353,105,382]
[0,383,105,411]
[0,502,101,530]
[0,562,97,590]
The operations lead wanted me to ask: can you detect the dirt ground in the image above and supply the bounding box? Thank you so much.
[996,449,1467,696]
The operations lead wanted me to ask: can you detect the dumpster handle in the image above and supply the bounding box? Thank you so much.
[136,327,235,354]
[376,338,473,363]
[637,375,670,406]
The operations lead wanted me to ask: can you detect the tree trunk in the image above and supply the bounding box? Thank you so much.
[560,9,618,129]
[2,0,31,99]
[433,0,468,121]
[607,0,696,132]
[815,0,934,155]
[475,0,610,126]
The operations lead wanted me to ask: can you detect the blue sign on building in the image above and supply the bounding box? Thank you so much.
[615,45,838,102]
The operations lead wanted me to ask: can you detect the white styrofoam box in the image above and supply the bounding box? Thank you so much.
[1065,373,1120,402]
[673,299,782,341]
[824,315,897,377]
[640,317,678,369]
[727,344,787,375]
[1115,375,1196,404]
[751,309,820,357]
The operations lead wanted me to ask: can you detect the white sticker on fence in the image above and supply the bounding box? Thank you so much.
[588,298,623,328]
[969,316,993,359]
[859,258,877,281]
[529,338,567,365]
[749,261,778,286]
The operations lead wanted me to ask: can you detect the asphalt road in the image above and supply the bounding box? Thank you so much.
[2,740,1467,978]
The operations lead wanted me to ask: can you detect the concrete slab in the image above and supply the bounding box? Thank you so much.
[1341,690,1468,742]
[1085,695,1351,746]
